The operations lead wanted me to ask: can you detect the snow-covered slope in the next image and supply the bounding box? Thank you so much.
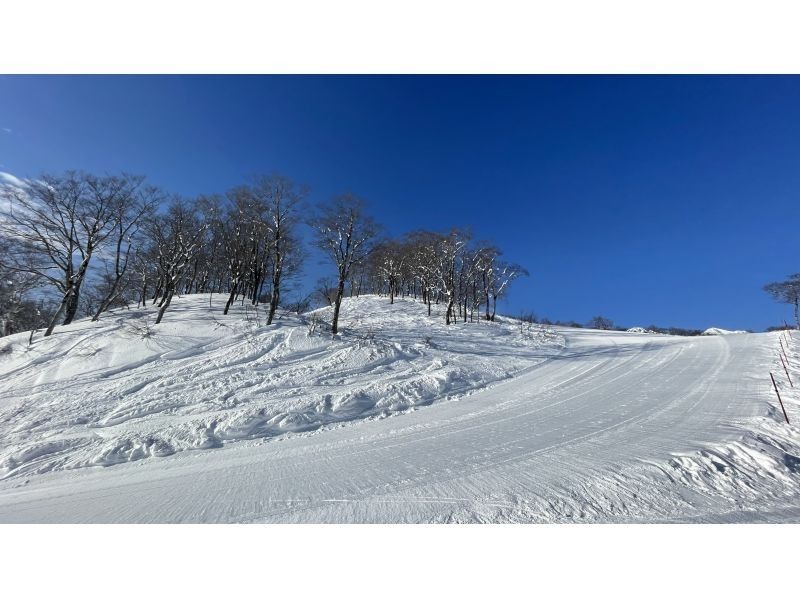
[0,295,798,523]
[0,294,562,478]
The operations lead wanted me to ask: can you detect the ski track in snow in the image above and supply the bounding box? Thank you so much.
[0,295,798,523]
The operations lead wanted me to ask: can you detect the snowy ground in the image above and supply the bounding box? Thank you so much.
[0,294,798,523]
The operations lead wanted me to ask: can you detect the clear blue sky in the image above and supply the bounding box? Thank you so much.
[1,75,799,330]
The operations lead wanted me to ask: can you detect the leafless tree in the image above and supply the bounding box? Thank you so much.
[405,230,443,316]
[474,244,501,321]
[434,230,468,325]
[309,194,379,334]
[314,277,338,307]
[149,198,209,324]
[0,236,46,336]
[372,239,407,304]
[131,244,159,308]
[587,315,614,330]
[250,175,306,325]
[92,179,161,320]
[489,261,528,321]
[0,172,147,336]
[764,274,800,329]
[218,188,263,315]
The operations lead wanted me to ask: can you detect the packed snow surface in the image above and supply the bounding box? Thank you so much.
[0,295,798,523]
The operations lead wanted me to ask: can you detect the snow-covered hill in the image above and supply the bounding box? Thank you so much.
[0,294,562,478]
[702,327,748,335]
[0,295,798,523]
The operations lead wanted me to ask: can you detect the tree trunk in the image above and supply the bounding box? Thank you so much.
[63,251,94,325]
[155,288,174,324]
[92,277,125,322]
[331,278,346,334]
[223,283,238,315]
[63,289,81,325]
[153,278,164,304]
[267,261,282,325]
[139,276,148,309]
[44,289,72,337]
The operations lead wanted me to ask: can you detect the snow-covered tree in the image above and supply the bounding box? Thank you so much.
[489,261,528,322]
[250,174,306,325]
[434,230,468,325]
[310,194,379,334]
[149,198,209,325]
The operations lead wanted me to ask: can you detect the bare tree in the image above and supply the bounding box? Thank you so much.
[0,172,145,336]
[587,315,614,330]
[251,175,306,325]
[372,239,407,304]
[0,236,45,336]
[92,180,161,320]
[434,230,468,325]
[149,198,209,325]
[314,277,338,307]
[309,194,379,334]
[489,261,528,321]
[764,274,800,329]
[131,244,159,308]
[405,230,443,316]
[218,188,262,315]
[475,244,501,321]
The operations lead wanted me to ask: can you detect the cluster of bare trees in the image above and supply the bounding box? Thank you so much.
[0,173,161,336]
[310,195,527,333]
[1,171,528,338]
[0,172,306,337]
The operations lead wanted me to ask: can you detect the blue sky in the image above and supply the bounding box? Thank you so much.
[1,75,799,330]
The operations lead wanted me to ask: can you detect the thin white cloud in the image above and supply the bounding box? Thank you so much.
[0,171,28,188]
[1,128,11,134]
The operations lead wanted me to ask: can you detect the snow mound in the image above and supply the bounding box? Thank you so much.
[0,294,564,479]
[702,327,748,336]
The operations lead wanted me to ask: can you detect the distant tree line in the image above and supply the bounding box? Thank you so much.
[519,311,719,336]
[0,171,528,338]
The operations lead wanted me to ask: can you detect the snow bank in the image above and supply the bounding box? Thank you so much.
[626,327,659,334]
[0,294,564,479]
